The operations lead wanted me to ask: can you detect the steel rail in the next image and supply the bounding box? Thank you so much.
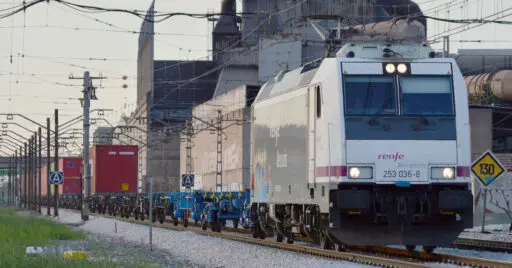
[53,207,512,268]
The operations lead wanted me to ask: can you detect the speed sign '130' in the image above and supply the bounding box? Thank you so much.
[471,151,506,187]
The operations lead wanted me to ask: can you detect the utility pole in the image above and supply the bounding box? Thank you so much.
[33,134,36,211]
[32,135,36,210]
[215,110,223,192]
[14,150,17,207]
[38,127,42,214]
[46,118,51,216]
[18,146,22,208]
[31,135,35,210]
[70,71,102,221]
[54,109,59,217]
[185,121,193,176]
[15,149,19,208]
[34,133,37,211]
[24,142,27,209]
[28,137,32,210]
[8,156,11,206]
[82,71,91,221]
[443,36,450,57]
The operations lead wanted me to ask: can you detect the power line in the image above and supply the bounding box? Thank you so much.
[0,24,208,38]
[428,6,512,41]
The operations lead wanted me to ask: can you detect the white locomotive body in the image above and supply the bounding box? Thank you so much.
[249,42,473,251]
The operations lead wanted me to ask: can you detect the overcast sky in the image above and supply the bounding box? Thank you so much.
[0,0,509,155]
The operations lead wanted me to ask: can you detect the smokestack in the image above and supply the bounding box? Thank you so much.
[213,0,239,35]
[212,0,241,62]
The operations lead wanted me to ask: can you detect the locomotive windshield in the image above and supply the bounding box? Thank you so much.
[399,76,454,116]
[343,75,455,116]
[343,76,396,115]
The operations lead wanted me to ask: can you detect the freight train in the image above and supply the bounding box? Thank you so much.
[465,69,512,106]
[38,41,474,255]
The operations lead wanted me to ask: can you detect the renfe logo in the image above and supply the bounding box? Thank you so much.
[378,153,405,161]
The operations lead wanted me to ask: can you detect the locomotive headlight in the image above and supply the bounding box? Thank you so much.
[442,167,454,179]
[348,166,373,179]
[431,167,455,179]
[397,63,408,74]
[349,167,360,178]
[385,63,396,74]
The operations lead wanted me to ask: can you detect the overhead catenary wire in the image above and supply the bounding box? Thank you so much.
[0,24,208,38]
[1,0,512,138]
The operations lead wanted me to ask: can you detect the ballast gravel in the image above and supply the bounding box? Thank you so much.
[51,209,371,268]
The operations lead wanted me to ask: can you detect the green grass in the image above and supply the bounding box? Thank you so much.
[0,207,155,267]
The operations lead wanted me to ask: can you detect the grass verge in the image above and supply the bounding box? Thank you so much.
[0,207,155,267]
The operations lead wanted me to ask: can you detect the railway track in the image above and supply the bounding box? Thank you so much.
[155,217,512,254]
[452,237,512,253]
[55,208,512,268]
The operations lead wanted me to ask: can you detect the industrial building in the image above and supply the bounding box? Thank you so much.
[179,84,259,192]
[92,127,115,145]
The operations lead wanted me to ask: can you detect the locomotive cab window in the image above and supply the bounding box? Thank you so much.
[316,85,322,118]
[399,76,454,116]
[343,76,397,115]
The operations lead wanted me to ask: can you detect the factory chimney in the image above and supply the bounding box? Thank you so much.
[212,0,241,63]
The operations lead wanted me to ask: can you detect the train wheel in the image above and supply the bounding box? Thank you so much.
[319,231,330,249]
[274,231,283,242]
[334,243,346,252]
[423,246,435,254]
[258,230,266,239]
[252,227,258,238]
[286,234,294,244]
[406,245,416,251]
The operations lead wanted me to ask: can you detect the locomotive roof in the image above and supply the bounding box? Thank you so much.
[254,59,322,103]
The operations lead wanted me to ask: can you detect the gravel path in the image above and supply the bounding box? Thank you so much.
[44,234,198,267]
[49,209,370,268]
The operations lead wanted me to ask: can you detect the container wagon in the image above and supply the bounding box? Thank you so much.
[90,145,138,194]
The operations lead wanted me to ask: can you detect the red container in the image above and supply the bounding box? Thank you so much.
[41,164,49,196]
[59,157,82,194]
[90,145,138,194]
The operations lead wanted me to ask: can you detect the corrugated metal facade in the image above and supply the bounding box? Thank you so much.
[147,60,219,192]
[180,85,259,192]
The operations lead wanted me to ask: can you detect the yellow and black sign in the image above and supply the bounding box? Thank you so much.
[471,151,506,187]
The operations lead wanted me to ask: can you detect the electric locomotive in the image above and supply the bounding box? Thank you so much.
[249,42,473,253]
